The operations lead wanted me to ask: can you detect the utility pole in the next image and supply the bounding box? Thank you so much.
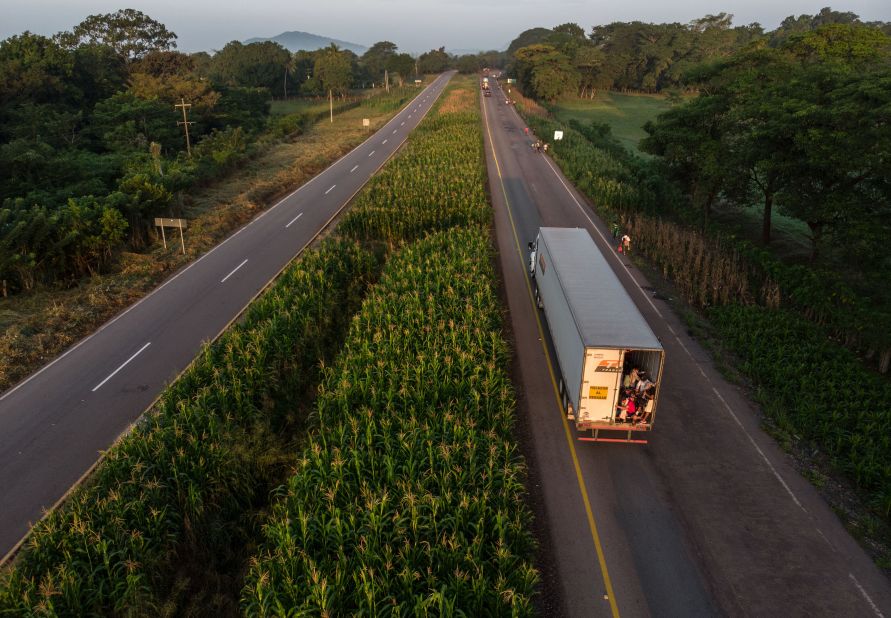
[329,88,333,123]
[385,69,389,93]
[175,98,193,157]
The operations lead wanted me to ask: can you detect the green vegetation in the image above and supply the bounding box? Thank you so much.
[0,77,537,616]
[0,240,378,614]
[552,94,671,153]
[709,305,891,517]
[508,10,890,102]
[242,82,536,616]
[243,230,536,615]
[0,10,423,297]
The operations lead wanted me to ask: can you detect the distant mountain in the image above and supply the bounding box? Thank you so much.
[244,31,367,54]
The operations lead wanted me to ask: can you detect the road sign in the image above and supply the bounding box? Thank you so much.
[154,218,187,229]
[154,218,188,254]
[506,78,516,84]
[414,79,422,85]
[554,130,564,141]
[362,118,370,127]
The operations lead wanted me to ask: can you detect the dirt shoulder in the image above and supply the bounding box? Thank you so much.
[0,93,411,393]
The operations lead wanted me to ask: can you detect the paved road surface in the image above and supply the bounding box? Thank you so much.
[484,80,891,616]
[0,73,454,560]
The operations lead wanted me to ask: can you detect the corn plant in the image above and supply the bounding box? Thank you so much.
[339,88,489,245]
[242,229,537,616]
[242,82,537,616]
[0,240,378,615]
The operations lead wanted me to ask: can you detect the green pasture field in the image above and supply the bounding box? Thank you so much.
[553,93,672,153]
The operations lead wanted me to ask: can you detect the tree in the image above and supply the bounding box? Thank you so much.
[71,43,128,108]
[131,50,194,78]
[513,44,578,101]
[362,41,398,83]
[0,33,74,108]
[66,9,177,61]
[210,41,291,94]
[387,53,415,85]
[455,54,481,74]
[641,93,734,228]
[418,47,451,73]
[313,44,352,97]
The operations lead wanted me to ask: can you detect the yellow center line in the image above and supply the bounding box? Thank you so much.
[481,96,621,617]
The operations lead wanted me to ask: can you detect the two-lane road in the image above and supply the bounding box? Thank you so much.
[482,78,891,616]
[0,72,454,560]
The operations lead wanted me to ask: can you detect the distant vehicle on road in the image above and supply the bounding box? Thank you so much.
[529,227,664,443]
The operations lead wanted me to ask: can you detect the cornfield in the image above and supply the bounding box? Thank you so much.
[241,229,537,616]
[1,76,538,615]
[0,240,378,614]
[241,82,537,615]
[339,89,489,245]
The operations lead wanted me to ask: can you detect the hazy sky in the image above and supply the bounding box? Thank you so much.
[2,1,890,54]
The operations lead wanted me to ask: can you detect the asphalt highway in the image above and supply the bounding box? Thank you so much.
[483,79,891,616]
[0,72,454,560]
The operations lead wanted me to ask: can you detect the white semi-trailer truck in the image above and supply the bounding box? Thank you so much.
[529,227,664,443]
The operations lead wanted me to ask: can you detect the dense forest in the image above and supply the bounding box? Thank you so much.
[0,9,453,296]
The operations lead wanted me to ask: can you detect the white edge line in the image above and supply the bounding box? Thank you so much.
[220,258,248,284]
[849,573,885,618]
[285,212,303,228]
[325,184,336,195]
[91,342,151,392]
[711,386,804,509]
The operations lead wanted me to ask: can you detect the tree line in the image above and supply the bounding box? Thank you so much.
[510,8,891,100]
[0,9,454,296]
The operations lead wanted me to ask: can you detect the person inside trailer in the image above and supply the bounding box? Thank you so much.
[616,391,637,423]
[635,384,657,425]
[622,367,640,390]
[635,370,653,395]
